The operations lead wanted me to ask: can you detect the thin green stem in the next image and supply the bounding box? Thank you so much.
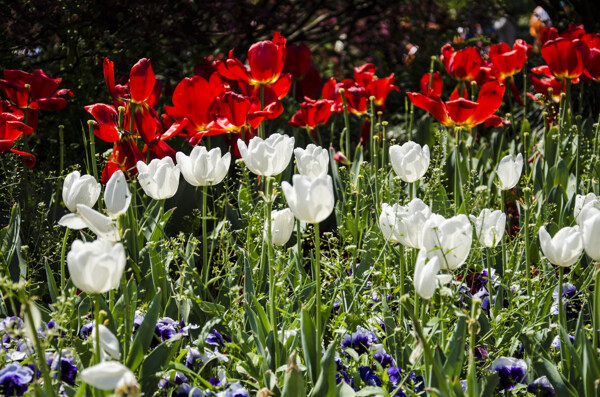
[467,298,479,397]
[25,303,56,396]
[487,248,494,319]
[265,177,278,369]
[201,186,209,289]
[87,120,98,182]
[60,228,70,292]
[340,89,351,161]
[313,222,322,364]
[94,294,101,364]
[594,263,600,350]
[259,84,266,139]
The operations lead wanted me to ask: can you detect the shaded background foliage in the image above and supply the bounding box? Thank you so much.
[1,0,599,279]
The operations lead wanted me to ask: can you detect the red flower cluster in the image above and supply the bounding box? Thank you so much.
[0,69,72,165]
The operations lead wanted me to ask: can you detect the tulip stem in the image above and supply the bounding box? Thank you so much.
[487,248,494,320]
[454,127,462,209]
[87,120,98,183]
[313,222,322,363]
[594,263,600,350]
[467,298,479,397]
[94,294,101,364]
[60,228,70,292]
[25,303,56,397]
[264,176,279,370]
[259,85,266,139]
[296,220,303,283]
[340,89,351,162]
[201,186,209,290]
[408,103,414,142]
[557,267,568,368]
[523,188,532,298]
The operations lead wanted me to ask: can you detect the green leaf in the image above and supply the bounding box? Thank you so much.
[480,372,500,396]
[442,315,467,379]
[301,306,318,386]
[282,352,307,397]
[532,356,578,396]
[44,258,59,304]
[354,387,387,396]
[140,336,182,392]
[311,341,337,397]
[127,290,162,371]
[336,382,356,397]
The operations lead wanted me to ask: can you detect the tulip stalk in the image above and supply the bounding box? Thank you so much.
[523,187,532,297]
[454,127,462,208]
[60,228,70,291]
[594,263,600,350]
[313,222,322,352]
[264,176,279,370]
[487,248,495,319]
[201,186,209,289]
[557,267,568,369]
[340,88,351,162]
[94,294,102,365]
[87,120,98,182]
[259,84,266,139]
[25,303,56,397]
[467,298,480,397]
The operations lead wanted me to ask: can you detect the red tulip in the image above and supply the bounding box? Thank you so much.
[541,37,589,80]
[529,66,565,103]
[129,59,155,104]
[164,74,225,143]
[284,43,312,79]
[353,63,399,111]
[322,78,368,115]
[210,91,283,133]
[85,103,121,143]
[294,65,322,101]
[420,72,443,97]
[441,44,482,83]
[407,81,505,129]
[289,99,335,129]
[489,39,531,81]
[101,136,144,183]
[247,32,287,85]
[0,69,72,132]
[0,112,35,167]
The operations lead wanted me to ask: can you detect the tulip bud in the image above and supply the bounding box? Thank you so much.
[104,170,131,218]
[389,141,430,183]
[58,171,102,229]
[66,239,126,293]
[294,144,329,179]
[497,153,523,190]
[379,199,432,248]
[574,193,600,226]
[421,213,472,270]
[176,146,231,187]
[81,361,138,392]
[281,174,334,224]
[264,208,295,246]
[469,209,506,248]
[414,250,453,299]
[580,206,600,261]
[136,157,180,200]
[237,133,295,177]
[538,225,583,267]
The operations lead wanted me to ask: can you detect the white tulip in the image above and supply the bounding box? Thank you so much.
[237,133,295,176]
[136,157,180,200]
[497,153,523,190]
[81,361,138,393]
[104,170,131,218]
[76,204,120,242]
[389,141,430,183]
[264,208,295,246]
[294,144,329,179]
[414,250,453,299]
[469,209,506,248]
[176,146,231,186]
[379,199,432,248]
[574,193,600,226]
[67,239,126,294]
[58,171,102,229]
[422,214,473,270]
[281,174,334,224]
[92,324,121,360]
[579,206,600,261]
[539,225,583,267]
